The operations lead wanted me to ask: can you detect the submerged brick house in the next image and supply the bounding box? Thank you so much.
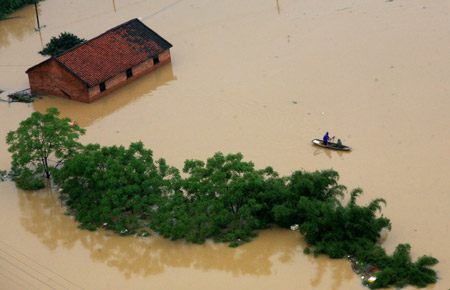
[26,18,172,103]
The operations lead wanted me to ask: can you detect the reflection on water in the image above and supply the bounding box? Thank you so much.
[312,146,350,159]
[7,167,410,289]
[112,0,117,13]
[32,63,176,127]
[276,0,281,15]
[0,5,37,48]
[18,186,299,277]
[308,255,355,290]
[17,186,357,287]
[1,0,449,288]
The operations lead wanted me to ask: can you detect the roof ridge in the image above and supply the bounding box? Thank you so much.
[55,18,140,59]
[29,19,172,87]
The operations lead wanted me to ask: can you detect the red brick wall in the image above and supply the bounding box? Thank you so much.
[27,59,89,102]
[87,49,172,103]
[28,49,172,103]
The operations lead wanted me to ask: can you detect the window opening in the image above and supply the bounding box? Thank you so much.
[126,68,133,79]
[153,57,160,65]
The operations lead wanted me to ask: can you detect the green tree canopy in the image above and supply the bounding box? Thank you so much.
[6,107,85,189]
[368,244,438,289]
[297,188,391,258]
[151,152,278,245]
[39,32,86,57]
[53,142,180,232]
[272,169,346,228]
[49,146,439,288]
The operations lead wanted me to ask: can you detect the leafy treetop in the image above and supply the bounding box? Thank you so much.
[151,152,278,244]
[6,107,85,181]
[39,32,86,57]
[53,142,180,232]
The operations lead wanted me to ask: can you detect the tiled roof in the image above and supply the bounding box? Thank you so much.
[55,18,172,87]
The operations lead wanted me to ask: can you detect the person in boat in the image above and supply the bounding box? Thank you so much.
[323,132,330,145]
[337,139,343,148]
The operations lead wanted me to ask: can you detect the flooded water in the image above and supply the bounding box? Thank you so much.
[1,0,449,289]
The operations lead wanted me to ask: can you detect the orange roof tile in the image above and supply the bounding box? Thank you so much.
[54,18,172,87]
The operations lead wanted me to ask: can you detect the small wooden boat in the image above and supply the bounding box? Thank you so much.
[312,139,352,151]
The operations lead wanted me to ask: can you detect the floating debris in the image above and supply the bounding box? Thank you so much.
[137,229,150,237]
[3,89,42,103]
[0,170,9,182]
[348,255,380,286]
[368,276,377,283]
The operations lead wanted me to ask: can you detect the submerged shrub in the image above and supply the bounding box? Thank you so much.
[12,167,45,190]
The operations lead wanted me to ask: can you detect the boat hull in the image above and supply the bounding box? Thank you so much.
[312,139,352,151]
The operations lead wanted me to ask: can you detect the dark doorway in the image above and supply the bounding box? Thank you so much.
[126,68,133,79]
[99,82,106,92]
[153,57,160,65]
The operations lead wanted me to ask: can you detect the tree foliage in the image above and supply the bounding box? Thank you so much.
[272,169,345,228]
[39,32,86,57]
[150,152,278,244]
[6,107,85,189]
[298,188,391,258]
[367,244,439,289]
[294,187,439,289]
[53,142,180,233]
[47,144,439,289]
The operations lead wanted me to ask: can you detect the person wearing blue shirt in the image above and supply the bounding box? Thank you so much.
[323,132,330,145]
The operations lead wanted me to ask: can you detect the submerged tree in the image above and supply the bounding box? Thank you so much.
[272,169,346,228]
[53,142,180,232]
[6,107,85,189]
[368,244,439,289]
[151,152,278,245]
[47,143,440,288]
[298,188,391,258]
[39,32,86,57]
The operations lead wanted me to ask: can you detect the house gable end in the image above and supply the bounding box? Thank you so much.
[27,58,89,101]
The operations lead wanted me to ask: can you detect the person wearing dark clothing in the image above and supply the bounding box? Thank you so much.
[337,139,343,148]
[323,132,330,145]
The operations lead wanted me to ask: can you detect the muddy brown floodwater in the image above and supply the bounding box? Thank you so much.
[0,0,449,289]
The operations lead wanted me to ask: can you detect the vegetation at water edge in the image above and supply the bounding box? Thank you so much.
[6,107,85,189]
[5,108,440,289]
[0,0,42,20]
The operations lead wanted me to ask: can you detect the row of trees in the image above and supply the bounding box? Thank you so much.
[0,0,41,20]
[5,108,439,289]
